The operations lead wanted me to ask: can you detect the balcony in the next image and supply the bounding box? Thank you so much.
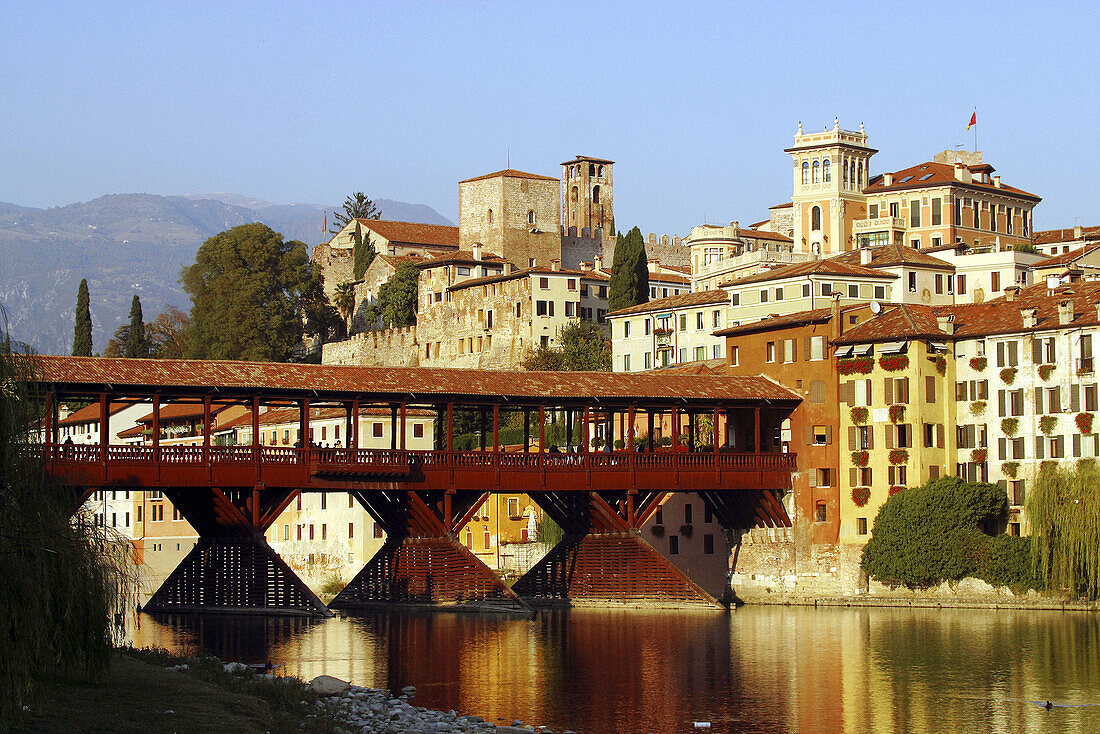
[853,216,907,234]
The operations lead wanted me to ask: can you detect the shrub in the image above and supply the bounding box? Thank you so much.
[838,356,874,375]
[613,439,625,450]
[851,450,869,467]
[1039,415,1057,435]
[1027,462,1100,598]
[1001,417,1019,436]
[1076,412,1094,434]
[862,477,1017,590]
[888,404,906,423]
[879,354,909,372]
[977,535,1038,593]
[851,486,871,507]
[969,401,987,416]
[1000,367,1017,385]
[850,406,869,424]
[969,356,987,371]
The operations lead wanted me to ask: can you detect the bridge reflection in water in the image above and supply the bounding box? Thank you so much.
[130,606,1100,734]
[34,356,800,616]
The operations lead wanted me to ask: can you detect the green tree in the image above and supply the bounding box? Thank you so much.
[181,223,316,361]
[1027,462,1100,598]
[524,320,611,372]
[376,262,419,328]
[72,278,93,356]
[352,221,377,280]
[123,295,148,358]
[334,282,357,336]
[608,226,649,312]
[330,192,381,235]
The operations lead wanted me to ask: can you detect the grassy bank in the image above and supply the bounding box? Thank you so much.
[13,649,343,734]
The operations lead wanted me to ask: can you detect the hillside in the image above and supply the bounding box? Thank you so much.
[0,194,451,355]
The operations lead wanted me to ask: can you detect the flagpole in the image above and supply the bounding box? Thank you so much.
[973,106,977,153]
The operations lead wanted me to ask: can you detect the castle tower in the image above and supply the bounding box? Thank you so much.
[458,169,562,267]
[786,120,876,255]
[561,156,614,237]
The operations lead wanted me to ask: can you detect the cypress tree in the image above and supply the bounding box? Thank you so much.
[608,226,649,312]
[123,295,148,358]
[352,222,376,280]
[72,278,93,356]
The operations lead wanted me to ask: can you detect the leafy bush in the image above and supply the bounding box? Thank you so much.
[977,534,1037,593]
[862,477,1032,590]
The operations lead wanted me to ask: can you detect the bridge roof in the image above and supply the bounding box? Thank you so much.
[31,356,799,407]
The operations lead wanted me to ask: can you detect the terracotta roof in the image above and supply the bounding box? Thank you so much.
[864,161,1041,202]
[58,402,132,426]
[834,304,945,344]
[648,271,691,285]
[1034,226,1100,245]
[560,156,615,165]
[748,219,772,229]
[417,250,509,269]
[352,220,459,249]
[448,265,608,292]
[689,224,793,244]
[459,169,558,184]
[651,358,728,375]
[218,405,434,431]
[30,357,800,405]
[376,254,423,269]
[131,402,237,424]
[935,280,1100,339]
[607,290,731,318]
[769,202,793,210]
[830,245,954,271]
[723,259,896,287]
[713,307,836,338]
[1032,242,1100,269]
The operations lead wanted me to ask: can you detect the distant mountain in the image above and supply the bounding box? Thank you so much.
[0,193,451,355]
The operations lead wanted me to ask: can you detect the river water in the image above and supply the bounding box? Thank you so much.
[130,605,1100,734]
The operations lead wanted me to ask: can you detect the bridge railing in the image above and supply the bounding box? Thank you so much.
[40,443,796,472]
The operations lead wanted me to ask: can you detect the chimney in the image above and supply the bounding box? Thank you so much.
[647,257,660,273]
[594,254,604,271]
[831,295,843,340]
[504,262,514,275]
[1075,225,1083,240]
[1095,301,1100,322]
[1046,275,1060,294]
[1021,308,1038,329]
[550,258,561,272]
[883,172,894,186]
[936,314,955,335]
[1003,285,1020,301]
[579,260,592,272]
[472,242,483,261]
[993,175,1002,188]
[860,248,873,265]
[1059,299,1074,325]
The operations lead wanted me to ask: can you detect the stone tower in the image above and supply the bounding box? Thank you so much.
[561,156,614,237]
[458,169,562,267]
[786,120,876,255]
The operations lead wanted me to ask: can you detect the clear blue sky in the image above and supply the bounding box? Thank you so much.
[1,0,1096,237]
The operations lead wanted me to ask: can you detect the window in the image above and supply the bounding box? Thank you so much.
[857,517,868,535]
[821,282,832,296]
[973,202,980,228]
[890,201,900,218]
[696,312,704,330]
[623,320,631,338]
[802,161,810,185]
[713,344,722,359]
[766,342,776,362]
[908,272,917,293]
[809,336,825,361]
[374,522,384,538]
[910,200,921,228]
[730,346,739,366]
[812,205,822,231]
[695,346,706,361]
[935,274,943,294]
[991,271,1001,292]
[848,284,859,298]
[760,289,769,303]
[536,300,554,316]
[567,278,577,291]
[713,310,721,328]
[731,293,740,306]
[812,160,820,183]
[812,425,829,445]
[592,185,600,204]
[809,381,825,404]
[703,534,715,555]
[954,197,962,226]
[373,422,383,438]
[539,277,549,289]
[679,314,688,331]
[623,354,631,371]
[645,352,652,369]
[932,197,942,226]
[815,503,828,522]
[784,339,797,363]
[669,535,679,555]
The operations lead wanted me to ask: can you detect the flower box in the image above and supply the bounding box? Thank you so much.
[1000,367,1017,385]
[888,485,905,496]
[850,407,870,424]
[1002,461,1019,479]
[888,449,909,465]
[1039,415,1057,436]
[969,356,987,371]
[970,448,987,464]
[878,354,909,372]
[888,404,906,423]
[1001,417,1019,436]
[851,486,871,507]
[838,356,874,375]
[929,355,947,376]
[1038,364,1055,381]
[969,401,987,417]
[1076,412,1094,434]
[851,450,869,467]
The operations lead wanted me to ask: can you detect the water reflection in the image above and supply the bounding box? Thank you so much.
[130,606,1100,734]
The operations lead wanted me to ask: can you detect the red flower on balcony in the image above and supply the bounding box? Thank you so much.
[851,450,869,467]
[878,354,909,372]
[969,356,987,371]
[1000,367,1017,385]
[929,355,947,376]
[838,357,874,375]
[850,407,870,424]
[888,449,909,465]
[1038,364,1055,381]
[888,485,905,496]
[851,486,871,507]
[1076,412,1094,434]
[970,448,987,464]
[888,404,906,423]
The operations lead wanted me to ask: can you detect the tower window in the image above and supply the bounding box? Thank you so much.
[843,160,849,185]
[812,205,822,231]
[488,209,493,224]
[812,160,820,183]
[802,161,809,185]
[597,165,604,177]
[593,185,600,204]
[822,158,831,183]
[857,161,864,187]
[589,163,596,176]
[528,210,535,224]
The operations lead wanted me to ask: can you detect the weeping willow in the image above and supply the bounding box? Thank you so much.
[0,316,135,729]
[1026,461,1100,599]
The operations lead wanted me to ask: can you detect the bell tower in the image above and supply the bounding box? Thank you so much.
[561,155,614,237]
[786,120,876,255]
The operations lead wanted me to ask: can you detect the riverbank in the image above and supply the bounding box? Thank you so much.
[13,648,567,734]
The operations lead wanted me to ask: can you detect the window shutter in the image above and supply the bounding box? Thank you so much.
[955,382,967,401]
[1051,388,1061,413]
[1073,434,1082,458]
[998,437,1006,460]
[848,426,858,450]
[1034,387,1044,414]
[804,336,812,358]
[1032,336,1043,364]
[850,468,858,487]
[841,381,854,406]
[967,424,976,449]
[901,378,910,403]
[790,340,798,362]
[1072,384,1081,412]
[998,390,1006,417]
[936,423,945,448]
[886,426,895,449]
[824,425,833,444]
[1055,436,1065,459]
[868,427,875,450]
[926,375,936,403]
[997,341,1005,368]
[1009,341,1018,366]
[1035,436,1045,459]
[884,378,894,405]
[808,469,817,488]
[777,340,785,363]
[805,426,814,445]
[888,466,896,485]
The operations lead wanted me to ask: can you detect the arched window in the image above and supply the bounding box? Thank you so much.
[528,210,535,224]
[802,161,810,185]
[812,205,822,231]
[812,161,820,183]
[589,164,596,176]
[857,161,864,188]
[822,159,831,183]
[593,185,600,204]
[597,165,604,177]
[488,209,493,224]
[843,160,849,185]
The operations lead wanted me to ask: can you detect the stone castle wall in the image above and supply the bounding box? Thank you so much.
[312,243,355,302]
[322,327,420,367]
[601,232,691,269]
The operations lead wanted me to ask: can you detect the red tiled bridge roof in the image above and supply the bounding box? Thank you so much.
[31,356,799,405]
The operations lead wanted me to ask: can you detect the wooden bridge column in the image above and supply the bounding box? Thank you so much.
[251,396,260,461]
[627,407,635,451]
[538,405,546,452]
[99,392,109,463]
[202,396,212,464]
[492,405,500,451]
[581,406,589,452]
[400,402,407,450]
[152,395,161,464]
[671,406,679,448]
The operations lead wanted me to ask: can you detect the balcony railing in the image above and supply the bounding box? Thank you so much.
[853,216,907,233]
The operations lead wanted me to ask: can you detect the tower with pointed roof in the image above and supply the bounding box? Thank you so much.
[561,155,614,237]
[786,119,877,256]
